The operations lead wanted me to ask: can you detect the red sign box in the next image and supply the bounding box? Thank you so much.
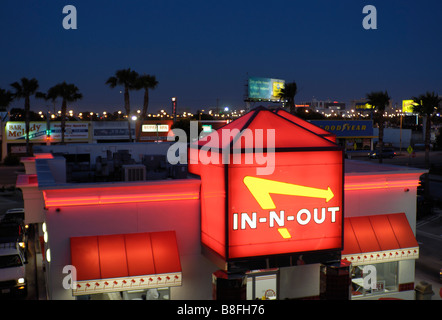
[228,150,343,259]
[188,107,343,261]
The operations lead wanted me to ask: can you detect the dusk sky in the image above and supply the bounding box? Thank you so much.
[1,0,441,114]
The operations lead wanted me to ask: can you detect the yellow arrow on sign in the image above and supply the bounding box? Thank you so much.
[278,228,292,239]
[243,176,334,210]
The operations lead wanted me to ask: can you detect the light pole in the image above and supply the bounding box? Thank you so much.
[172,97,177,123]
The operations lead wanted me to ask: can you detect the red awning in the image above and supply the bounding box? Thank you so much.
[342,213,419,265]
[70,231,182,295]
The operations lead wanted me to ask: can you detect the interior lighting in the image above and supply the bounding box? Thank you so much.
[43,190,199,208]
[46,249,51,263]
[345,180,420,191]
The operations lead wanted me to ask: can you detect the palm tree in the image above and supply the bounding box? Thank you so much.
[0,88,13,111]
[10,77,39,155]
[412,91,441,168]
[366,91,390,163]
[278,82,298,114]
[42,82,83,144]
[134,74,158,141]
[106,68,139,142]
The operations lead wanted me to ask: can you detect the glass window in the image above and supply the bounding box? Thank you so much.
[351,262,398,297]
[122,288,170,300]
[77,288,171,300]
[246,269,278,300]
[0,254,22,268]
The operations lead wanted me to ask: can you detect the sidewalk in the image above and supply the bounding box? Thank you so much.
[26,225,47,300]
[415,208,442,300]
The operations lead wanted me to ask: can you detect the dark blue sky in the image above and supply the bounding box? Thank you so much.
[1,0,441,113]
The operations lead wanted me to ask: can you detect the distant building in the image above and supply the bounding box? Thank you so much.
[310,119,377,152]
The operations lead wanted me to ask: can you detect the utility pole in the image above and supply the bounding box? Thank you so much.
[172,97,177,123]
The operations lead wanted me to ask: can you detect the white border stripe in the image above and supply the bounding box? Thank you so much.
[72,272,182,296]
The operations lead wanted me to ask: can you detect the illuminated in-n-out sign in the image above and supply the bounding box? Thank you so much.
[236,176,340,239]
[233,207,340,230]
[243,176,335,210]
[189,107,344,260]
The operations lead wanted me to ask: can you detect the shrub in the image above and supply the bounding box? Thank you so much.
[3,154,21,166]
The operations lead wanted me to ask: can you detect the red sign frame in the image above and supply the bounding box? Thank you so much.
[188,107,344,262]
[227,150,343,259]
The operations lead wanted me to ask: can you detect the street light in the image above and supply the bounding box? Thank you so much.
[172,97,177,123]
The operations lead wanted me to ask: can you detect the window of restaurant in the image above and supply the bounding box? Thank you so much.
[351,262,398,297]
[246,269,278,300]
[76,287,171,300]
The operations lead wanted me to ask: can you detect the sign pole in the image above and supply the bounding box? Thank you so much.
[172,97,177,123]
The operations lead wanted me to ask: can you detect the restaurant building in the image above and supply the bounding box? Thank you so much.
[17,108,424,300]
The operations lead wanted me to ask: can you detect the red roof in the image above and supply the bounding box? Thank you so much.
[193,107,339,150]
[274,109,337,142]
[342,213,418,255]
[70,231,181,281]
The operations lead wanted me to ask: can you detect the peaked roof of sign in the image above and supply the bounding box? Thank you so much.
[193,106,339,150]
[273,108,336,142]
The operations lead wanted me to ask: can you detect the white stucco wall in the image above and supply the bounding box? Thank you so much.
[42,180,220,300]
[279,264,321,299]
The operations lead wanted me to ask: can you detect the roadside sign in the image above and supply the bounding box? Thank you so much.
[407,146,413,154]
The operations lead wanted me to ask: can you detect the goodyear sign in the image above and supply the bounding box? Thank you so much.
[310,120,374,137]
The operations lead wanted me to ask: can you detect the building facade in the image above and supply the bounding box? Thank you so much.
[17,108,424,300]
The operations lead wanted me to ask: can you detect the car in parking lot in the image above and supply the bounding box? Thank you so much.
[0,242,27,297]
[1,208,25,224]
[0,208,28,254]
[369,148,397,159]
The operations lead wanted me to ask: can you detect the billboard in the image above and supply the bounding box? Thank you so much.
[92,121,135,140]
[142,124,170,133]
[137,120,173,141]
[402,100,417,114]
[248,77,285,102]
[6,121,89,142]
[355,102,373,110]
